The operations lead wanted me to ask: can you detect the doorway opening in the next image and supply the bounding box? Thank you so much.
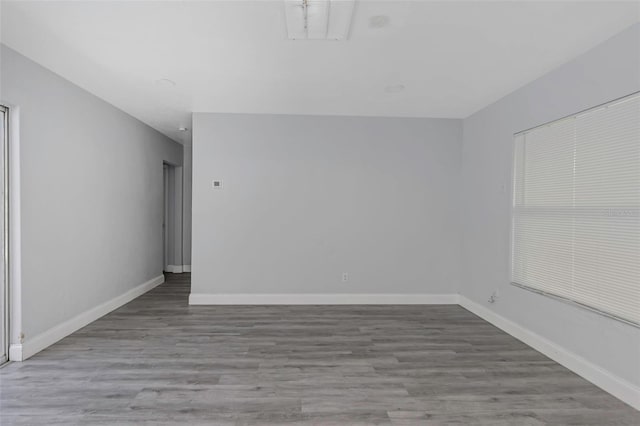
[162,162,183,274]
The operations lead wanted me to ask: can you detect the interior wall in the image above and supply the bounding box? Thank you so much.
[460,24,640,388]
[191,113,462,297]
[0,45,183,342]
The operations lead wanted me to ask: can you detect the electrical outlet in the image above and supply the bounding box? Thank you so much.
[342,272,348,282]
[488,290,499,304]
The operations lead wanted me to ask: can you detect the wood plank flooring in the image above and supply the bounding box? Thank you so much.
[1,273,638,425]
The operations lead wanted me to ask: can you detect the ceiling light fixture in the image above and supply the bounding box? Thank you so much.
[384,84,405,93]
[178,127,189,132]
[284,0,355,40]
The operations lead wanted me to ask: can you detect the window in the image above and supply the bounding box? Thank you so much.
[511,93,640,325]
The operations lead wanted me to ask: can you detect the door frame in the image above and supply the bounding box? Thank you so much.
[163,164,169,272]
[162,162,184,273]
[0,105,7,364]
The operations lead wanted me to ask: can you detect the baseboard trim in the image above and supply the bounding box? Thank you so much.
[12,274,165,361]
[189,293,460,305]
[458,296,640,411]
[165,265,191,273]
[9,344,22,361]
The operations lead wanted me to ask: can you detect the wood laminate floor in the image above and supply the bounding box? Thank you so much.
[1,273,638,425]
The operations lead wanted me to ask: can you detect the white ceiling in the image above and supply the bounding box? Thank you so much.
[1,1,639,145]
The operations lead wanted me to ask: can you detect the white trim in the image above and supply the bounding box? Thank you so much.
[163,164,169,271]
[189,293,460,305]
[163,164,185,273]
[173,166,184,271]
[7,105,22,361]
[458,296,640,411]
[165,265,190,273]
[165,265,184,273]
[8,343,21,361]
[10,274,164,361]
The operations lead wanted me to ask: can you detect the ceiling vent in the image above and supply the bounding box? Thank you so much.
[284,0,355,40]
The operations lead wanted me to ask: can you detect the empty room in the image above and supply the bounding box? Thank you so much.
[0,0,639,424]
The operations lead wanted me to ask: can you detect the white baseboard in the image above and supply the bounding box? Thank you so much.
[458,296,640,411]
[189,293,460,305]
[165,265,191,273]
[165,265,184,273]
[11,274,165,361]
[9,344,22,361]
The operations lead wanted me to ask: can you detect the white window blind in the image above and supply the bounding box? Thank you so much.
[512,93,640,325]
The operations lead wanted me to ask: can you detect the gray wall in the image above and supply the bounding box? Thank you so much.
[191,114,462,296]
[0,45,183,340]
[460,24,640,387]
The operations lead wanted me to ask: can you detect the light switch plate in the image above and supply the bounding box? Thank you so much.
[212,180,223,189]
